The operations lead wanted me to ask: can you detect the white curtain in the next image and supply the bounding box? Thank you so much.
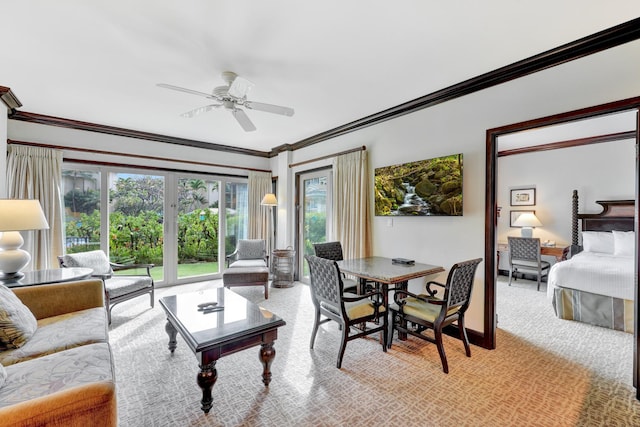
[6,145,64,270]
[332,149,372,259]
[247,171,273,251]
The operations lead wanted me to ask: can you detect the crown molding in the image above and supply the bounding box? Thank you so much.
[0,86,22,111]
[8,110,271,158]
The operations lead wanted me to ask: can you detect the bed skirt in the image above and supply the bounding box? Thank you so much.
[552,287,634,334]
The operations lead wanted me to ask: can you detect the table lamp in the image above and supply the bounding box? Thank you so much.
[513,212,542,238]
[0,199,50,280]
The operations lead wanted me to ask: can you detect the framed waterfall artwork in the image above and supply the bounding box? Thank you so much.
[374,153,463,216]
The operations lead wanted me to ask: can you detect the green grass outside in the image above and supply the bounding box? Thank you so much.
[114,261,219,282]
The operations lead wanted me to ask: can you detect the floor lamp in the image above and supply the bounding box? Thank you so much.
[0,199,50,281]
[260,193,277,259]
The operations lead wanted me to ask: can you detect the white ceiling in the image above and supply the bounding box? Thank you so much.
[3,2,639,153]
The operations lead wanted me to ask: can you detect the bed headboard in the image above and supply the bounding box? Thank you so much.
[571,190,635,245]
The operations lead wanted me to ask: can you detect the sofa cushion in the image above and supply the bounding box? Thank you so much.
[0,342,114,407]
[106,275,153,299]
[0,307,107,366]
[229,259,268,268]
[0,284,37,350]
[0,363,5,389]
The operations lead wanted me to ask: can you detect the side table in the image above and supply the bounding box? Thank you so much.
[2,268,93,288]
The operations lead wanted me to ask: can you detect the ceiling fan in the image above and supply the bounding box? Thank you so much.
[157,71,294,132]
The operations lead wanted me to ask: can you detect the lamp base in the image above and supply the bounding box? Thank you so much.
[0,231,31,280]
[520,227,533,238]
[0,271,25,283]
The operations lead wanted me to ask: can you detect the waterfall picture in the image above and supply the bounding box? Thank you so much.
[374,153,463,216]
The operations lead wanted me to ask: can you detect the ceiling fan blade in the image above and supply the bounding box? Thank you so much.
[157,83,218,100]
[180,104,222,118]
[231,108,256,132]
[244,100,294,117]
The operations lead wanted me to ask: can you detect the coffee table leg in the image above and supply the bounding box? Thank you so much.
[197,362,218,414]
[165,320,178,353]
[259,342,275,386]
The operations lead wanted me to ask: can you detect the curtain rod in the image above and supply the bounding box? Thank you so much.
[7,139,271,173]
[288,145,366,168]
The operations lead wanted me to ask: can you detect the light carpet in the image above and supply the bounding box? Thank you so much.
[108,277,640,426]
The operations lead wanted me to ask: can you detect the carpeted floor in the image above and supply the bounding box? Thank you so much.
[108,277,640,426]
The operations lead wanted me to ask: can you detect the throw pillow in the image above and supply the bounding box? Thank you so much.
[613,230,635,257]
[0,284,38,350]
[581,231,614,254]
[0,362,6,389]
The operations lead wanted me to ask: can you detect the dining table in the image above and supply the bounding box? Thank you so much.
[336,256,445,309]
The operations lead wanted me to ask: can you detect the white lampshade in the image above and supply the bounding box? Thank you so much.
[513,212,542,238]
[261,193,278,206]
[0,200,50,281]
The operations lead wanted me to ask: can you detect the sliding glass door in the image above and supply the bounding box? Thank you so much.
[62,164,247,286]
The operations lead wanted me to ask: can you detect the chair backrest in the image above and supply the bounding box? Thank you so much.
[58,250,113,276]
[443,258,482,310]
[508,237,541,264]
[236,239,266,260]
[313,241,344,262]
[305,255,343,309]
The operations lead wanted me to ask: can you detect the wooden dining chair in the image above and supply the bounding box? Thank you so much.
[305,255,387,368]
[312,241,359,293]
[388,258,482,373]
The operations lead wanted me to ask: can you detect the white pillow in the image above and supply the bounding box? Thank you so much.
[0,362,6,389]
[0,284,38,350]
[613,230,635,257]
[581,231,614,254]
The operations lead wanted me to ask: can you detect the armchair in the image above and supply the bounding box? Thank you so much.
[225,239,268,268]
[58,250,154,324]
[305,255,387,368]
[389,258,482,373]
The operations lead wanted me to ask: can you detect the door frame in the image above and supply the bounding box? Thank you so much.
[483,95,640,396]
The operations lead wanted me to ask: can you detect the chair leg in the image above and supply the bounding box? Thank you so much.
[387,311,395,349]
[336,321,349,369]
[382,313,388,352]
[434,325,449,374]
[310,309,321,349]
[458,315,471,357]
[150,289,155,308]
[536,270,541,291]
[508,268,513,286]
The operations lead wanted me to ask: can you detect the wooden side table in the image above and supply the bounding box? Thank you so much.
[2,268,93,288]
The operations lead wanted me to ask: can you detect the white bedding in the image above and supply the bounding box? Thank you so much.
[547,251,634,301]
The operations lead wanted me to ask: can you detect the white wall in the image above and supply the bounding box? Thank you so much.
[288,39,640,332]
[498,139,636,245]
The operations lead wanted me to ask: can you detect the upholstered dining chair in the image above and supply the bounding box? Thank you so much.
[388,258,482,374]
[507,236,550,291]
[58,250,154,324]
[312,241,358,294]
[305,255,387,368]
[226,239,268,268]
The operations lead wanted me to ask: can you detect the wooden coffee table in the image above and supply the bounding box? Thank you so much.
[159,288,286,414]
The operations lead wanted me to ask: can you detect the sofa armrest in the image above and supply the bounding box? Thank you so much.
[12,279,105,320]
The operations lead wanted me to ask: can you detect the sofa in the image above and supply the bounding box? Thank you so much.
[0,279,116,426]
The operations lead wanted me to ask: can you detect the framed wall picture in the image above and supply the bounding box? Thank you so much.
[510,188,535,206]
[510,210,535,227]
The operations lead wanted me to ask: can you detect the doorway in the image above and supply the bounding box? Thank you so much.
[484,96,640,397]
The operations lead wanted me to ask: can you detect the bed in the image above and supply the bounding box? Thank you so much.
[547,192,636,333]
